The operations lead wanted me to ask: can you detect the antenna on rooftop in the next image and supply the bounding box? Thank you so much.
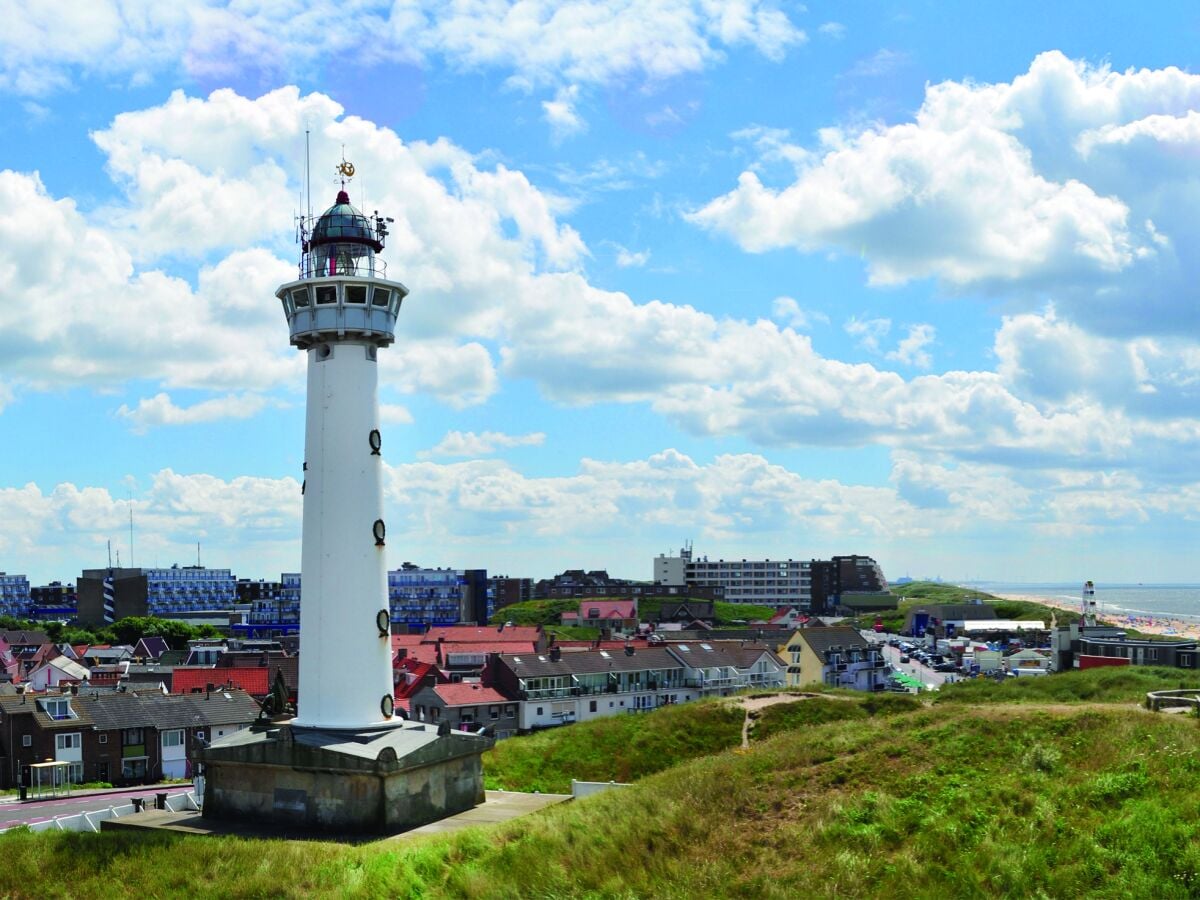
[128,491,134,569]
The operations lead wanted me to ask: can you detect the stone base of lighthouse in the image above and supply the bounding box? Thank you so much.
[196,721,493,834]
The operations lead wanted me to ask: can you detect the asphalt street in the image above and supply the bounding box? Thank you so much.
[0,784,193,829]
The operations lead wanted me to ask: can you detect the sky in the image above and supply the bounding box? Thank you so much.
[2,1,1200,586]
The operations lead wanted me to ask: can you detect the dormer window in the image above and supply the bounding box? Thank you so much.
[41,698,75,720]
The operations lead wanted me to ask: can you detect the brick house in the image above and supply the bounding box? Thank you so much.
[0,687,260,788]
[406,677,519,739]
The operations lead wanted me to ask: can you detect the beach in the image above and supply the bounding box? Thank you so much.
[992,592,1200,640]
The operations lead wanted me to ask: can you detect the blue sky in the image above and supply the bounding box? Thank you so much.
[2,1,1200,586]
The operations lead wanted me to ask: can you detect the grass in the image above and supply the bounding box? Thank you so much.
[9,698,1200,897]
[492,596,779,629]
[853,580,1081,632]
[482,697,745,793]
[9,668,1200,897]
[937,665,1200,705]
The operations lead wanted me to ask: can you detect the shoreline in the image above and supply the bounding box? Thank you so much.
[992,592,1200,640]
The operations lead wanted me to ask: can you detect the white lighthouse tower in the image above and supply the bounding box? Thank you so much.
[277,165,407,730]
[196,162,491,834]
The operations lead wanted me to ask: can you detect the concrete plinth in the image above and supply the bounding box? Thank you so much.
[196,721,493,834]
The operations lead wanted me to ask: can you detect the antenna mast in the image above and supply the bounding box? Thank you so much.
[128,492,134,569]
[107,539,112,570]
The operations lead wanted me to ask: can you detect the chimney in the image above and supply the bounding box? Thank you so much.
[549,646,561,662]
[624,644,634,657]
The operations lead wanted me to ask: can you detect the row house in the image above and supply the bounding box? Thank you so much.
[485,647,700,731]
[477,642,788,734]
[666,642,786,695]
[779,626,888,691]
[405,678,521,739]
[560,600,639,634]
[0,687,259,788]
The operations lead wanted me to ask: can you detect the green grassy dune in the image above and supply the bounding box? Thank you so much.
[6,668,1200,898]
[491,596,779,629]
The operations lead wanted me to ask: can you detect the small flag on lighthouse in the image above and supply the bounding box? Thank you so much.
[102,573,116,624]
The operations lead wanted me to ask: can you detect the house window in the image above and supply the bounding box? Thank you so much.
[536,707,543,716]
[98,734,108,745]
[43,699,73,720]
[21,735,31,747]
[122,758,148,780]
[96,762,108,782]
[162,729,185,748]
[431,707,440,720]
[589,700,597,712]
[505,705,515,716]
[66,763,83,784]
[489,706,499,720]
[55,733,81,752]
[123,728,144,745]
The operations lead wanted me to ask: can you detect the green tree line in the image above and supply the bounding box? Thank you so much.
[0,615,220,651]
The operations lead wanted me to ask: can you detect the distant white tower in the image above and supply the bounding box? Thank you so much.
[277,163,408,730]
[1081,579,1097,627]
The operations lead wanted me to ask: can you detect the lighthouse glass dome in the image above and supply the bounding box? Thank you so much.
[301,191,387,279]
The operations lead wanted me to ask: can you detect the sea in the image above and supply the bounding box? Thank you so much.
[973,582,1200,624]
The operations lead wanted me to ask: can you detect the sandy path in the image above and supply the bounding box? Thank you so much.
[732,692,851,748]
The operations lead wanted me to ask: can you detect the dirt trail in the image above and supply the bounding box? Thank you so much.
[732,692,852,748]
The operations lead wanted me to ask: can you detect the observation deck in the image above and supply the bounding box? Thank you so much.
[277,190,408,349]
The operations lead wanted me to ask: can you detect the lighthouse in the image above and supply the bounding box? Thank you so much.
[196,162,491,834]
[276,167,407,730]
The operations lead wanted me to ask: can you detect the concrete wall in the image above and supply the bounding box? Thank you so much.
[203,752,485,833]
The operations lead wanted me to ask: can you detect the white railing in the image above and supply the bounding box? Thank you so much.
[571,780,631,799]
[0,790,198,834]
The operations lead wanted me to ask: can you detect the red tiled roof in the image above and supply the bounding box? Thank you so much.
[394,644,440,666]
[395,661,441,699]
[391,634,426,651]
[172,666,270,696]
[421,625,540,643]
[441,641,535,657]
[433,683,509,706]
[565,601,637,621]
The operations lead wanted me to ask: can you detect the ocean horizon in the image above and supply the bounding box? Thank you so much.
[972,581,1200,623]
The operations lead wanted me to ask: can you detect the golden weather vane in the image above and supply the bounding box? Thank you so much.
[337,160,355,178]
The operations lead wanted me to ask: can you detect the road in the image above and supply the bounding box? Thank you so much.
[859,630,956,691]
[0,784,194,829]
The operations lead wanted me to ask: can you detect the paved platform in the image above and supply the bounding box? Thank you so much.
[100,790,571,844]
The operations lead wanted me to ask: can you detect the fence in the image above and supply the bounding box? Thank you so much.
[0,790,199,835]
[571,780,631,800]
[1146,689,1200,712]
